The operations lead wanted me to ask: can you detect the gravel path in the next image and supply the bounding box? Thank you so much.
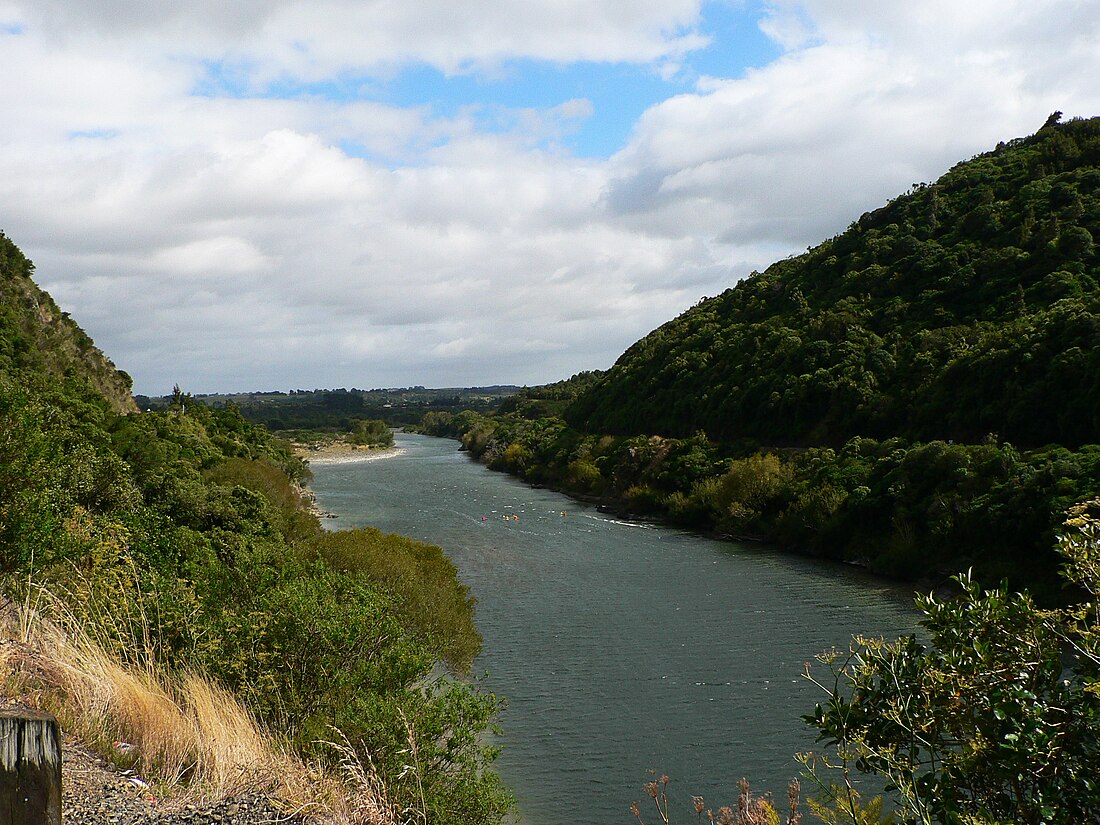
[2,665,324,823]
[60,729,313,825]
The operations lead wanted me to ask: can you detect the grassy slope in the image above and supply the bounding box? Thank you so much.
[0,232,138,415]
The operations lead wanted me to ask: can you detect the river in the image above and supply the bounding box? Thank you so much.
[308,433,918,825]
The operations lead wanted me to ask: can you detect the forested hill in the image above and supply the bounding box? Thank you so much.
[567,115,1100,448]
[0,232,138,414]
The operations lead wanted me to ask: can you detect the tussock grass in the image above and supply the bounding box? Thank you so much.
[0,583,410,825]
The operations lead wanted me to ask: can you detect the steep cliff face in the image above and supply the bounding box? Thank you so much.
[0,232,138,414]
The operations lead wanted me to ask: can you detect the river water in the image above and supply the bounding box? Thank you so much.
[308,433,917,825]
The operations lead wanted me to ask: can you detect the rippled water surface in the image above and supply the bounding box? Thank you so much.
[309,434,917,825]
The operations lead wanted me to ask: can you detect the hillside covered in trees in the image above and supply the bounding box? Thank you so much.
[569,114,1100,447]
[1,233,138,415]
[421,116,1100,599]
[0,231,510,823]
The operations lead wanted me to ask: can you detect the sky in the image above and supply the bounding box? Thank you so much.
[2,1,1099,395]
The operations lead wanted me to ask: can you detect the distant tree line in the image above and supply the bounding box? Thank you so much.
[138,386,519,432]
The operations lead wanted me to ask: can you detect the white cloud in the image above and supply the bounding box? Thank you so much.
[13,0,710,76]
[606,0,1100,248]
[1,1,1098,394]
[148,237,269,277]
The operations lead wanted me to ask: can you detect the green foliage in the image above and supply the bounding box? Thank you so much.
[566,118,1100,450]
[0,379,140,573]
[347,417,394,447]
[203,457,320,545]
[311,527,482,672]
[363,678,510,825]
[566,457,604,494]
[714,453,793,533]
[802,503,1100,824]
[804,784,896,825]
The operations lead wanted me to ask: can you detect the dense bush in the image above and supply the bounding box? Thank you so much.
[347,417,395,447]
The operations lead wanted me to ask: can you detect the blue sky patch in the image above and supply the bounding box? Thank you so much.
[191,1,779,159]
[67,128,120,140]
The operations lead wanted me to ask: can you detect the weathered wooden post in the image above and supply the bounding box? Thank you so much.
[0,709,61,825]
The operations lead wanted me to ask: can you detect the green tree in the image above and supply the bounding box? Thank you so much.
[347,417,394,447]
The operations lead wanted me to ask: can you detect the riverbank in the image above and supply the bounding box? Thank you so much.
[417,411,1090,601]
[292,442,407,518]
[293,441,406,464]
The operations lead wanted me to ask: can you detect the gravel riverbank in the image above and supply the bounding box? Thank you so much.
[292,442,405,465]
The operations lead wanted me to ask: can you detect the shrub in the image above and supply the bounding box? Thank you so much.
[803,501,1100,824]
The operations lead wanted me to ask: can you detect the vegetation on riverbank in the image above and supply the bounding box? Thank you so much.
[419,405,1099,599]
[1,230,511,824]
[800,500,1100,824]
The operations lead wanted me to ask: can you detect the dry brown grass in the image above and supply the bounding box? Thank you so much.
[0,583,410,825]
[631,774,803,825]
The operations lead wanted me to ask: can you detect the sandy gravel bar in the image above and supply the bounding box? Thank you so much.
[292,442,406,465]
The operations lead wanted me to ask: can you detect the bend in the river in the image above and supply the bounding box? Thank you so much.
[308,433,918,825]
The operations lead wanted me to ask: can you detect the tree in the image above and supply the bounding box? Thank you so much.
[803,500,1100,824]
[347,417,394,447]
